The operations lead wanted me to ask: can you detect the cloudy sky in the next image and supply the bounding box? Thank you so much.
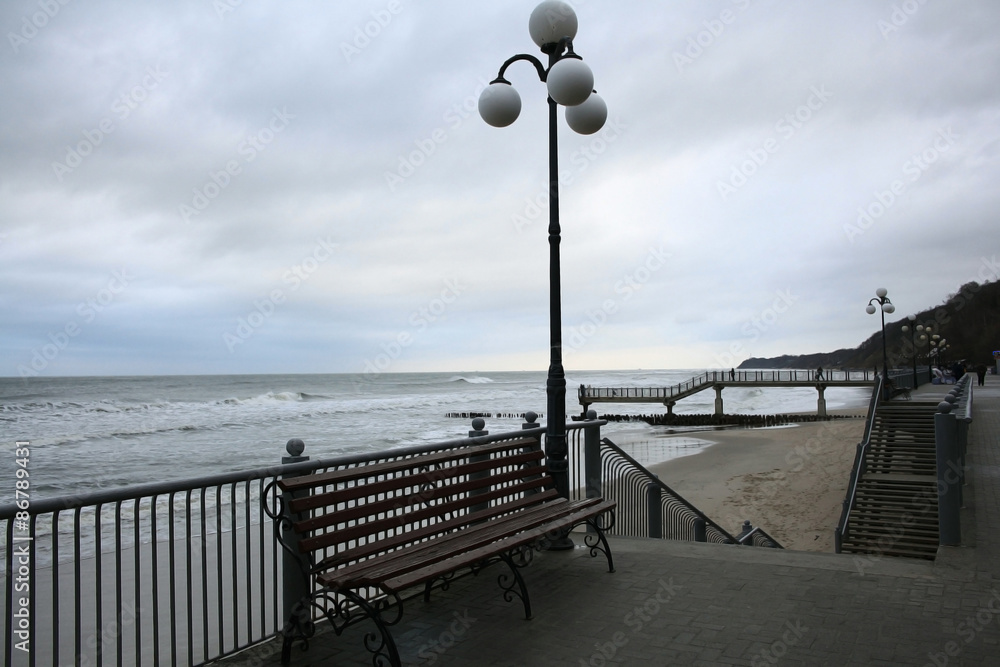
[2,0,998,378]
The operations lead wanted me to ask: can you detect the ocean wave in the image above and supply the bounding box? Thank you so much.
[448,376,494,384]
[220,391,305,405]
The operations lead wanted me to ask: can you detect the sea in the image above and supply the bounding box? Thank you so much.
[0,369,871,505]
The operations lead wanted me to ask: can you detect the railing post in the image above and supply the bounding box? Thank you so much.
[693,518,707,542]
[816,385,827,417]
[934,403,962,546]
[584,410,601,500]
[646,481,662,539]
[469,418,489,514]
[280,439,310,639]
[522,411,541,497]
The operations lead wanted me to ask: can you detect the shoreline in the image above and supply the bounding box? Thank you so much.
[609,405,868,553]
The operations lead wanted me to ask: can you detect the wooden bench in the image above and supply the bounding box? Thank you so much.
[269,436,616,666]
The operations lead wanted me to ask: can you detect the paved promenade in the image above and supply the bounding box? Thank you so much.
[214,375,1000,666]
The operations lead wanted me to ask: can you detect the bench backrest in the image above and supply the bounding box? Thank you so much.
[277,436,557,569]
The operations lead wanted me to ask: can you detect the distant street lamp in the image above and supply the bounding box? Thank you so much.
[900,315,923,388]
[480,1,607,514]
[866,287,895,400]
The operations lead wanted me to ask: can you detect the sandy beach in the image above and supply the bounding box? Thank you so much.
[645,410,867,552]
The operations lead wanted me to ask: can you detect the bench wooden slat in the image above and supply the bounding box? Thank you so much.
[289,447,544,513]
[299,474,553,553]
[317,496,573,587]
[299,463,549,549]
[310,487,562,571]
[279,438,540,493]
[380,499,616,593]
[320,497,611,590]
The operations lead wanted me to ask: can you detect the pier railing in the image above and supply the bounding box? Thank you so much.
[3,414,783,666]
[581,368,878,402]
[0,425,545,667]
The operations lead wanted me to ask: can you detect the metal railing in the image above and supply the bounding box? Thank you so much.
[4,414,785,665]
[581,369,878,402]
[834,374,885,553]
[0,426,543,666]
[566,428,781,548]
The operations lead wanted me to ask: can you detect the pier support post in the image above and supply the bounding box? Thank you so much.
[817,385,827,417]
[280,439,310,641]
[665,401,675,417]
[934,403,962,546]
[714,385,724,416]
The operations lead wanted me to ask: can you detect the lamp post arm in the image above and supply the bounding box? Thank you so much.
[494,53,548,84]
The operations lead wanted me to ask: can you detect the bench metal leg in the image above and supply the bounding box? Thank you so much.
[498,551,533,620]
[333,589,403,667]
[584,514,616,573]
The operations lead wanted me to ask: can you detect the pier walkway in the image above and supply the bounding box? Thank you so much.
[214,375,1000,666]
[580,369,877,418]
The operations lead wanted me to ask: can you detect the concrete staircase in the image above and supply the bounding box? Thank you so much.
[839,402,940,560]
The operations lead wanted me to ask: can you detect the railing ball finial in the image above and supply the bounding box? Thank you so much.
[524,411,538,424]
[286,438,305,457]
[944,394,958,405]
[471,417,486,431]
[937,401,954,414]
[586,409,597,420]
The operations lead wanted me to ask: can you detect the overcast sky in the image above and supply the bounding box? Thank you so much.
[2,0,998,378]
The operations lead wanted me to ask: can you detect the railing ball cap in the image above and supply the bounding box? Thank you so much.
[286,438,305,457]
[524,411,538,423]
[937,401,954,414]
[586,409,598,420]
[472,417,486,431]
[944,394,958,404]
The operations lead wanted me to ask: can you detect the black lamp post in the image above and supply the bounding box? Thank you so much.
[866,287,895,401]
[479,2,607,511]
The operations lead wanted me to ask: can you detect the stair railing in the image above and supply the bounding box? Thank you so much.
[834,373,884,553]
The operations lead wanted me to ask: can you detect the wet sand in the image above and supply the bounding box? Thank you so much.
[644,410,867,552]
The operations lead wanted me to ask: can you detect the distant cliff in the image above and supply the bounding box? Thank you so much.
[739,279,999,370]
